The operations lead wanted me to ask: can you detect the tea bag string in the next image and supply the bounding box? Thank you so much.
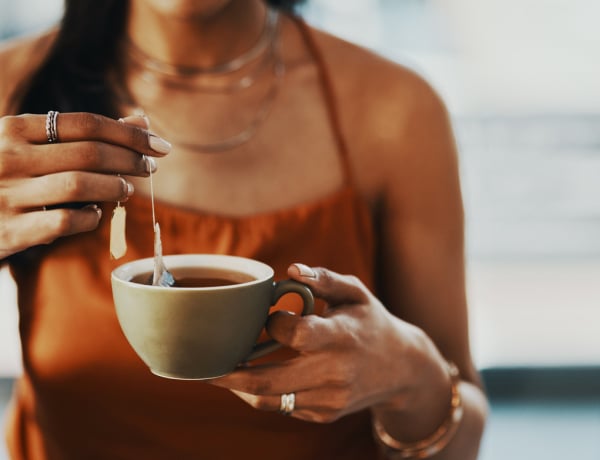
[148,156,175,287]
[148,155,157,229]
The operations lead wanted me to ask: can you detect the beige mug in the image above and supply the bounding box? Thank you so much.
[111,254,314,380]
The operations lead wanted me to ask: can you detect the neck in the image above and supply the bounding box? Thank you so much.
[126,0,268,70]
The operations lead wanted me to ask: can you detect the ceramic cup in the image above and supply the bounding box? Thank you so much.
[111,254,314,380]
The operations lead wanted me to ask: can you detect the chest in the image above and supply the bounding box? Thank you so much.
[126,64,354,216]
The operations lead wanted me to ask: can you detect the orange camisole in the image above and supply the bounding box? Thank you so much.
[6,21,379,460]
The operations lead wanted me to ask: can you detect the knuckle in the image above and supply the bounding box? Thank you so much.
[330,387,352,410]
[287,320,313,350]
[0,153,10,178]
[0,192,11,211]
[314,267,331,283]
[245,378,272,396]
[80,142,104,166]
[0,116,25,139]
[345,274,369,301]
[0,221,27,254]
[0,221,12,248]
[345,274,363,287]
[328,360,354,387]
[75,113,105,138]
[0,143,29,179]
[48,209,74,235]
[251,396,271,411]
[61,172,85,197]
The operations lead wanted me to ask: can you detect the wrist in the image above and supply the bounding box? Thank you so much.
[372,361,463,459]
[372,326,454,442]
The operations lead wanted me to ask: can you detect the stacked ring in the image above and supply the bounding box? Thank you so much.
[46,110,59,143]
[279,393,295,416]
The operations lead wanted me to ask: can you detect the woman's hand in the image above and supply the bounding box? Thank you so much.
[0,112,171,259]
[209,263,451,425]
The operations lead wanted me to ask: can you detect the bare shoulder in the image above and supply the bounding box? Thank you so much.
[0,29,57,114]
[305,25,455,199]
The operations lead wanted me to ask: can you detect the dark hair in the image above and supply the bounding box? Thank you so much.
[12,0,305,116]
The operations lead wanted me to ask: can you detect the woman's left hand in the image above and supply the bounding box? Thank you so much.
[209,263,447,423]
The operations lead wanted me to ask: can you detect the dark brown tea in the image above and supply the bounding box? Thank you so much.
[130,267,257,288]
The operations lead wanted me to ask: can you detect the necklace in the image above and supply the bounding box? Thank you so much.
[127,36,277,94]
[119,9,284,152]
[125,8,279,78]
[133,57,285,153]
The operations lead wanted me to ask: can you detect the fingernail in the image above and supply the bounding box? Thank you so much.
[144,155,157,174]
[294,263,316,278]
[149,133,171,154]
[83,204,102,220]
[120,177,134,198]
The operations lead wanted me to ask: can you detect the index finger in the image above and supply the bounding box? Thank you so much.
[266,311,339,352]
[7,112,171,157]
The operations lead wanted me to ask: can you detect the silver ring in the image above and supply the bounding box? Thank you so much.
[46,111,59,143]
[279,393,295,415]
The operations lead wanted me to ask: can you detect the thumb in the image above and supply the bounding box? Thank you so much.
[287,263,369,308]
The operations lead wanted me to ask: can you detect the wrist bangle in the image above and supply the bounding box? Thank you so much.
[372,361,463,459]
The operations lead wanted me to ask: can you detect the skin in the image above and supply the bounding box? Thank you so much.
[0,0,488,458]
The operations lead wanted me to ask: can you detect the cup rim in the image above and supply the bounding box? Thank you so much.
[111,254,274,290]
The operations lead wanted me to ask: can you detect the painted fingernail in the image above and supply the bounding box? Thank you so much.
[144,155,157,174]
[149,133,171,154]
[83,204,102,220]
[120,177,134,199]
[294,263,316,278]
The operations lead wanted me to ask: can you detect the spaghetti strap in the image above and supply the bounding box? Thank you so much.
[292,16,356,187]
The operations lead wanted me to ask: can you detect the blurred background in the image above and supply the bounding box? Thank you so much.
[1,0,599,458]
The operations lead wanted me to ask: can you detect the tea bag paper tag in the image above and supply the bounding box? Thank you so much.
[110,204,127,259]
[152,222,163,284]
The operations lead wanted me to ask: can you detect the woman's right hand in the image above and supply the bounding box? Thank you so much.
[0,112,171,259]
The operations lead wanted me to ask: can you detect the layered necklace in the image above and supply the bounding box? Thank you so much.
[119,8,283,152]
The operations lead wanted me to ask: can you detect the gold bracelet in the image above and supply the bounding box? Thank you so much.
[372,361,463,459]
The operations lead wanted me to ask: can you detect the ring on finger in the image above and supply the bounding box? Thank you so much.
[279,393,295,416]
[46,110,59,143]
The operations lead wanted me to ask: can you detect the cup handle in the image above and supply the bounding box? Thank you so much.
[244,279,314,361]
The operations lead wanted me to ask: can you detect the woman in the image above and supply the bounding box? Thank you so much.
[0,0,488,458]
